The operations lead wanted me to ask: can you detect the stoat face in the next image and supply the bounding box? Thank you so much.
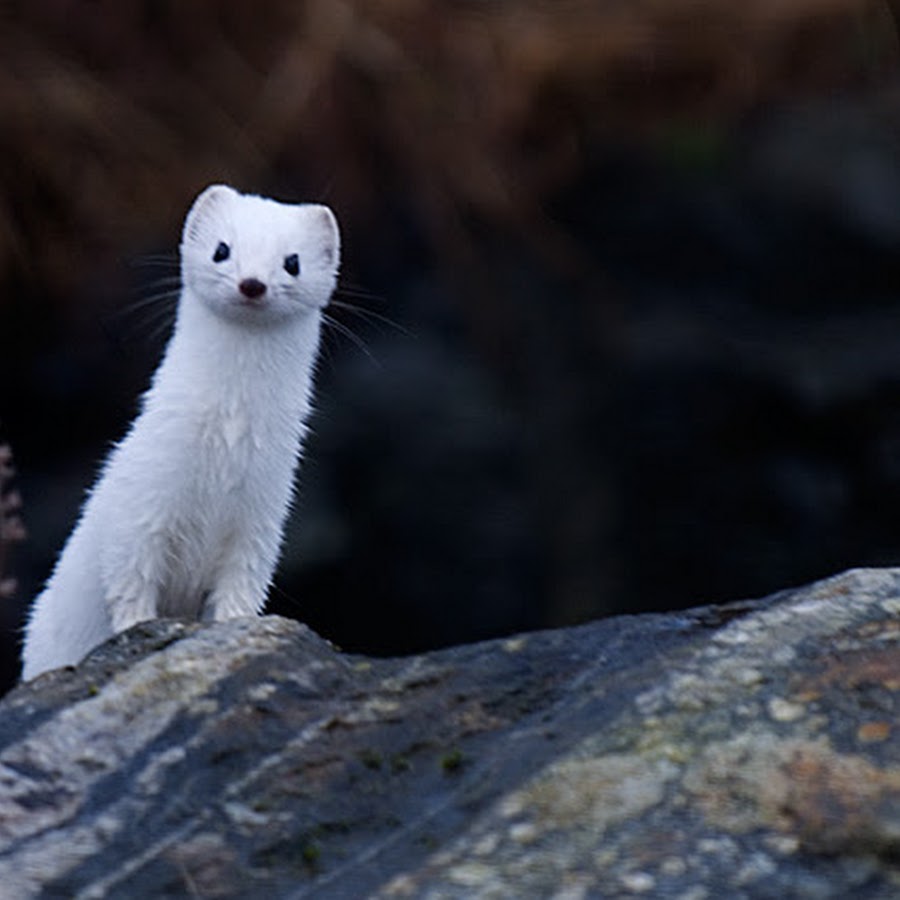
[180,184,340,325]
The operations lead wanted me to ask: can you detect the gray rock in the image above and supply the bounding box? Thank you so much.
[1,568,899,898]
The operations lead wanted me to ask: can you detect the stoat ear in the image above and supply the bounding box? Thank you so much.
[305,204,340,267]
[182,184,237,245]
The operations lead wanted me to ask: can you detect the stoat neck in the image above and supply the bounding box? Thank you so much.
[148,288,322,425]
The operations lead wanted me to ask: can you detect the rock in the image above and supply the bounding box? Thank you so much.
[1,568,899,897]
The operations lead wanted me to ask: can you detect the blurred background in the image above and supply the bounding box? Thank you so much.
[2,0,900,693]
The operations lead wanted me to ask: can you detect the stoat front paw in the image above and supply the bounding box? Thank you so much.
[108,596,157,634]
[206,589,262,621]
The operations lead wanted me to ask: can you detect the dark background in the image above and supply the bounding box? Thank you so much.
[3,0,900,693]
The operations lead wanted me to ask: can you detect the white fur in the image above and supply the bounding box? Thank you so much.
[21,184,340,680]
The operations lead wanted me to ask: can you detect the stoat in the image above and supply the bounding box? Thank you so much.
[21,184,340,680]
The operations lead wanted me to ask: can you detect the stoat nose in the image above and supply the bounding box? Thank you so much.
[239,278,267,299]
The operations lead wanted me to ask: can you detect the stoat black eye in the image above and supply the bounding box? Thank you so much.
[283,253,300,277]
[213,241,230,263]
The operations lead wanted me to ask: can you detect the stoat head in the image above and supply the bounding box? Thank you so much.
[180,184,340,325]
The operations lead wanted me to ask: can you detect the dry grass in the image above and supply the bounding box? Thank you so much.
[0,0,895,300]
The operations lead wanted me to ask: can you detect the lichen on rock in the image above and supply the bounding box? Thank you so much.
[1,568,900,897]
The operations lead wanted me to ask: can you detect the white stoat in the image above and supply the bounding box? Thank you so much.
[21,184,340,680]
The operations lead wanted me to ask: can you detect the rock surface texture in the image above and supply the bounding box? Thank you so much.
[1,568,900,898]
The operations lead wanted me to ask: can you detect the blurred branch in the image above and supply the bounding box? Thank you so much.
[0,438,26,601]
